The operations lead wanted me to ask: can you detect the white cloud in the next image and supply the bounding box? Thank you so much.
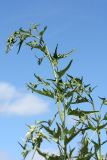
[0,82,49,116]
[0,82,18,100]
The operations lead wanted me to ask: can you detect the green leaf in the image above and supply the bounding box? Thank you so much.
[32,24,39,30]
[48,112,58,126]
[78,136,89,158]
[45,154,63,160]
[57,49,75,60]
[39,26,47,37]
[39,26,47,44]
[68,126,75,135]
[28,84,54,98]
[99,97,107,105]
[22,149,30,159]
[42,125,55,136]
[88,121,96,131]
[65,89,76,98]
[104,113,107,120]
[69,147,75,158]
[72,97,89,104]
[18,142,26,150]
[98,122,107,130]
[34,74,50,86]
[53,44,58,59]
[91,140,100,150]
[26,41,39,49]
[56,123,62,138]
[84,84,90,88]
[53,46,74,60]
[101,140,107,146]
[66,128,81,144]
[57,60,73,78]
[68,108,98,117]
[38,57,44,65]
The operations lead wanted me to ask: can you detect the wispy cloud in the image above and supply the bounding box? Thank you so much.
[0,82,49,116]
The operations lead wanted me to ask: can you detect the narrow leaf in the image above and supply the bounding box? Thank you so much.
[28,84,54,98]
[53,44,58,59]
[68,108,98,117]
[66,128,81,144]
[42,125,55,136]
[57,60,73,78]
[88,121,96,131]
[57,49,75,60]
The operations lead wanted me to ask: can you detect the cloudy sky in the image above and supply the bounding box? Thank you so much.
[1,0,107,159]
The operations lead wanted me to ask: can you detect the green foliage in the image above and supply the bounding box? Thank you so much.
[6,24,107,160]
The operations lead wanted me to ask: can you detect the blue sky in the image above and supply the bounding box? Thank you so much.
[0,0,107,159]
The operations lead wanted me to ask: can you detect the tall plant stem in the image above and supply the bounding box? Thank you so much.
[46,46,68,158]
[45,45,68,159]
[63,100,68,160]
[98,128,102,160]
[91,101,102,159]
[45,46,63,122]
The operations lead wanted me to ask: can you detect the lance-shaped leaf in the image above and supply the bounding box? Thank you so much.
[103,113,107,120]
[42,124,62,140]
[99,97,107,105]
[57,49,75,60]
[88,121,96,131]
[72,97,89,104]
[57,60,73,78]
[68,108,99,117]
[51,44,59,66]
[34,74,50,86]
[65,89,76,98]
[32,24,40,30]
[6,34,16,53]
[28,84,54,98]
[65,96,73,109]
[6,28,32,53]
[19,28,32,35]
[66,128,82,144]
[67,126,75,135]
[17,39,24,54]
[78,137,88,155]
[39,26,47,37]
[54,122,62,138]
[69,147,75,158]
[18,142,27,150]
[16,28,32,54]
[39,26,47,44]
[53,44,58,59]
[53,45,74,60]
[77,136,93,160]
[45,154,63,160]
[22,149,30,159]
[35,55,45,65]
[101,140,107,146]
[97,122,107,130]
[91,140,100,150]
[26,41,39,49]
[41,125,55,136]
[67,75,83,87]
[48,112,58,126]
